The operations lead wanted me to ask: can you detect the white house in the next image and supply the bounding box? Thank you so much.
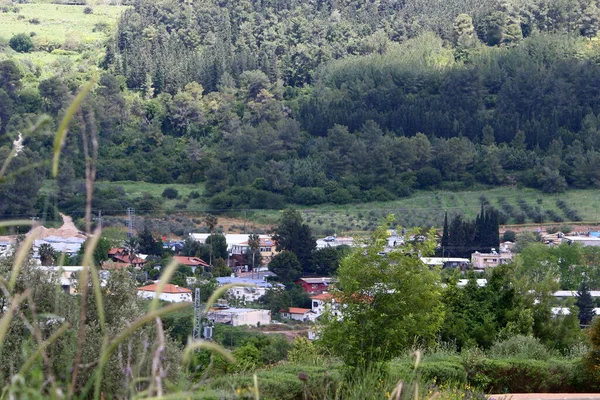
[215,276,283,303]
[310,292,342,318]
[207,307,271,327]
[471,251,513,269]
[281,307,317,322]
[137,283,192,302]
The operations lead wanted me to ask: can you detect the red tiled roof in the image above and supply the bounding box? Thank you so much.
[310,293,333,301]
[173,256,209,267]
[108,247,123,255]
[114,254,146,264]
[102,261,131,270]
[284,307,311,314]
[137,283,192,294]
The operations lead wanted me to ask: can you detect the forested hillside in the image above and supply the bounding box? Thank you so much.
[3,0,600,219]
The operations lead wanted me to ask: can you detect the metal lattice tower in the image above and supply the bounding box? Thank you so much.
[193,288,202,340]
[127,207,135,237]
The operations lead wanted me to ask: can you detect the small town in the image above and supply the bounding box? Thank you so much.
[4,0,600,397]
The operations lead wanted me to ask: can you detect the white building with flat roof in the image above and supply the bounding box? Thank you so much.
[137,283,192,302]
[215,276,283,303]
[207,307,271,327]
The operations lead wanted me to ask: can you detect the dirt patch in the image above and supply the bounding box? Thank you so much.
[262,329,309,341]
[215,216,274,234]
[26,213,88,239]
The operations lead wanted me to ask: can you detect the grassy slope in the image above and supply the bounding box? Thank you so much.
[88,181,600,235]
[0,2,123,78]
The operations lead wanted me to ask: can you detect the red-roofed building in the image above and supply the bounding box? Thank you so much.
[281,307,316,322]
[173,256,209,273]
[113,254,147,268]
[108,248,146,268]
[310,293,340,318]
[295,277,335,294]
[108,247,123,256]
[137,283,192,302]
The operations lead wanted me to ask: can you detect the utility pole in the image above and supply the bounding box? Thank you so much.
[127,207,135,238]
[193,288,202,340]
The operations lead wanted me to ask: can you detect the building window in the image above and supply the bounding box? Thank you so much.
[313,301,318,308]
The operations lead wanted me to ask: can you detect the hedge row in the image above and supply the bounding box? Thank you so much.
[203,358,594,399]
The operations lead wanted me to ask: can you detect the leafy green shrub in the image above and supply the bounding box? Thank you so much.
[28,18,40,24]
[420,360,468,385]
[464,358,588,393]
[489,335,551,360]
[9,33,33,52]
[288,337,323,365]
[502,230,516,242]
[189,190,201,199]
[83,6,93,14]
[162,187,179,199]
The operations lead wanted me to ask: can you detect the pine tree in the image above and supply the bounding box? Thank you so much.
[576,280,596,327]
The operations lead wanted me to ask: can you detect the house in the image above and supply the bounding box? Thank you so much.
[310,292,341,318]
[206,307,271,327]
[230,237,279,266]
[109,248,147,268]
[420,257,470,270]
[295,277,335,294]
[137,283,192,302]
[173,256,209,273]
[471,251,513,269]
[36,266,108,295]
[281,307,316,322]
[215,276,283,303]
[189,233,277,268]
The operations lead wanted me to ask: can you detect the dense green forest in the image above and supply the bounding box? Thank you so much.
[3,0,600,219]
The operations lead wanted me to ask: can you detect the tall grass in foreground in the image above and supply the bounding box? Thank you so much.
[0,81,242,399]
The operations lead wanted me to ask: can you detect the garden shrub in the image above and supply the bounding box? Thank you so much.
[464,358,588,393]
[489,335,552,361]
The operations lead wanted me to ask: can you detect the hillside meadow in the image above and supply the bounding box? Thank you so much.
[43,180,600,235]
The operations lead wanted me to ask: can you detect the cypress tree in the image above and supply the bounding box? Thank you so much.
[441,211,449,250]
[576,280,596,327]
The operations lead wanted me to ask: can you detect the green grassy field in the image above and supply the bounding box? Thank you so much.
[0,3,122,45]
[87,181,600,235]
[0,2,124,78]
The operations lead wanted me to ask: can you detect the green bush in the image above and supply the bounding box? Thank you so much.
[489,335,552,361]
[464,358,588,393]
[162,187,179,199]
[9,33,33,53]
[502,230,516,242]
[420,360,468,385]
